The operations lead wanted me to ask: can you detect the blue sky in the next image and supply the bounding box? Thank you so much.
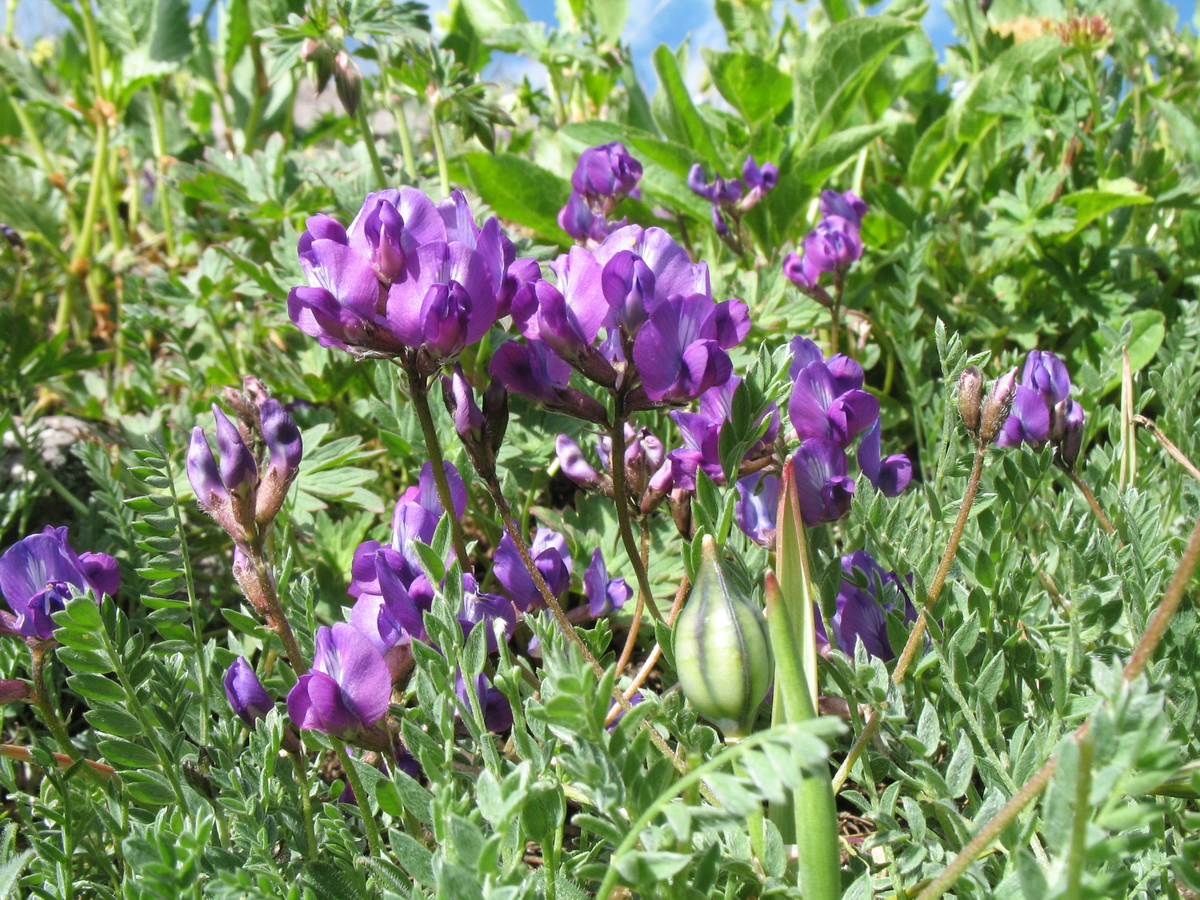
[14,0,1198,88]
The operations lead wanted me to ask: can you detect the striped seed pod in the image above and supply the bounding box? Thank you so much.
[673,535,773,737]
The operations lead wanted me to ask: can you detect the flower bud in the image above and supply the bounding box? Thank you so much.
[187,426,226,513]
[980,368,1018,446]
[334,50,362,118]
[213,405,257,496]
[256,398,303,524]
[673,536,773,737]
[223,657,274,727]
[958,365,982,436]
[483,381,509,455]
[443,364,484,442]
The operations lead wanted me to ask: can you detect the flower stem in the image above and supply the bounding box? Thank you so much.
[608,410,663,623]
[1133,414,1200,483]
[1058,462,1115,536]
[330,737,382,859]
[610,573,690,720]
[149,82,177,262]
[29,645,79,759]
[401,360,469,567]
[916,500,1200,900]
[428,103,451,199]
[613,520,653,677]
[356,98,388,192]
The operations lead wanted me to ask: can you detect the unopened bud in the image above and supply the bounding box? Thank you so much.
[1055,400,1085,469]
[673,536,773,737]
[957,366,982,435]
[223,657,274,727]
[304,38,334,94]
[980,368,1018,446]
[483,381,509,455]
[334,50,362,118]
[256,399,303,524]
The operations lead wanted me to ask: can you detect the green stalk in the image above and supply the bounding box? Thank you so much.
[150,82,177,261]
[767,463,841,900]
[357,98,388,191]
[428,103,451,198]
[29,645,81,760]
[609,408,662,623]
[394,96,418,182]
[330,737,383,859]
[398,358,469,566]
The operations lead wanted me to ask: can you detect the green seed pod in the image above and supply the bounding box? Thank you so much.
[673,535,773,737]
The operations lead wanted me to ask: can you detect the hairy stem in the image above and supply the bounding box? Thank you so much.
[1058,463,1116,536]
[330,737,383,859]
[1133,415,1200,483]
[608,411,662,623]
[428,102,451,199]
[356,98,388,191]
[400,359,469,567]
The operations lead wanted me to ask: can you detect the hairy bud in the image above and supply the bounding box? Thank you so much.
[980,368,1018,447]
[957,365,982,436]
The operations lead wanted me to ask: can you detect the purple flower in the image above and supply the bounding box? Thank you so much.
[224,657,275,726]
[572,142,643,200]
[791,440,855,527]
[455,671,513,733]
[583,549,631,617]
[494,528,572,613]
[559,191,616,243]
[349,589,417,679]
[288,188,509,363]
[857,421,912,497]
[0,527,119,641]
[788,337,879,447]
[555,434,604,489]
[593,226,711,325]
[816,551,915,661]
[488,339,610,425]
[995,350,1076,450]
[802,217,862,274]
[687,164,742,206]
[256,398,303,523]
[819,189,868,228]
[735,472,780,547]
[458,574,517,650]
[287,623,391,738]
[633,295,749,402]
[740,156,779,209]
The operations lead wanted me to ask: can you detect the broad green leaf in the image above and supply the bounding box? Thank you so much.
[1057,178,1153,240]
[67,673,126,704]
[795,123,888,182]
[456,0,529,36]
[98,738,160,769]
[651,45,722,166]
[703,49,790,124]
[1101,310,1165,393]
[794,17,917,148]
[462,152,570,244]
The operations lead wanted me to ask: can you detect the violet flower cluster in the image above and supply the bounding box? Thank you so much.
[558,142,643,244]
[225,458,629,742]
[494,222,749,412]
[0,527,119,642]
[783,189,868,306]
[816,551,916,662]
[688,156,778,239]
[995,350,1085,467]
[287,188,537,372]
[735,337,912,539]
[187,378,303,548]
